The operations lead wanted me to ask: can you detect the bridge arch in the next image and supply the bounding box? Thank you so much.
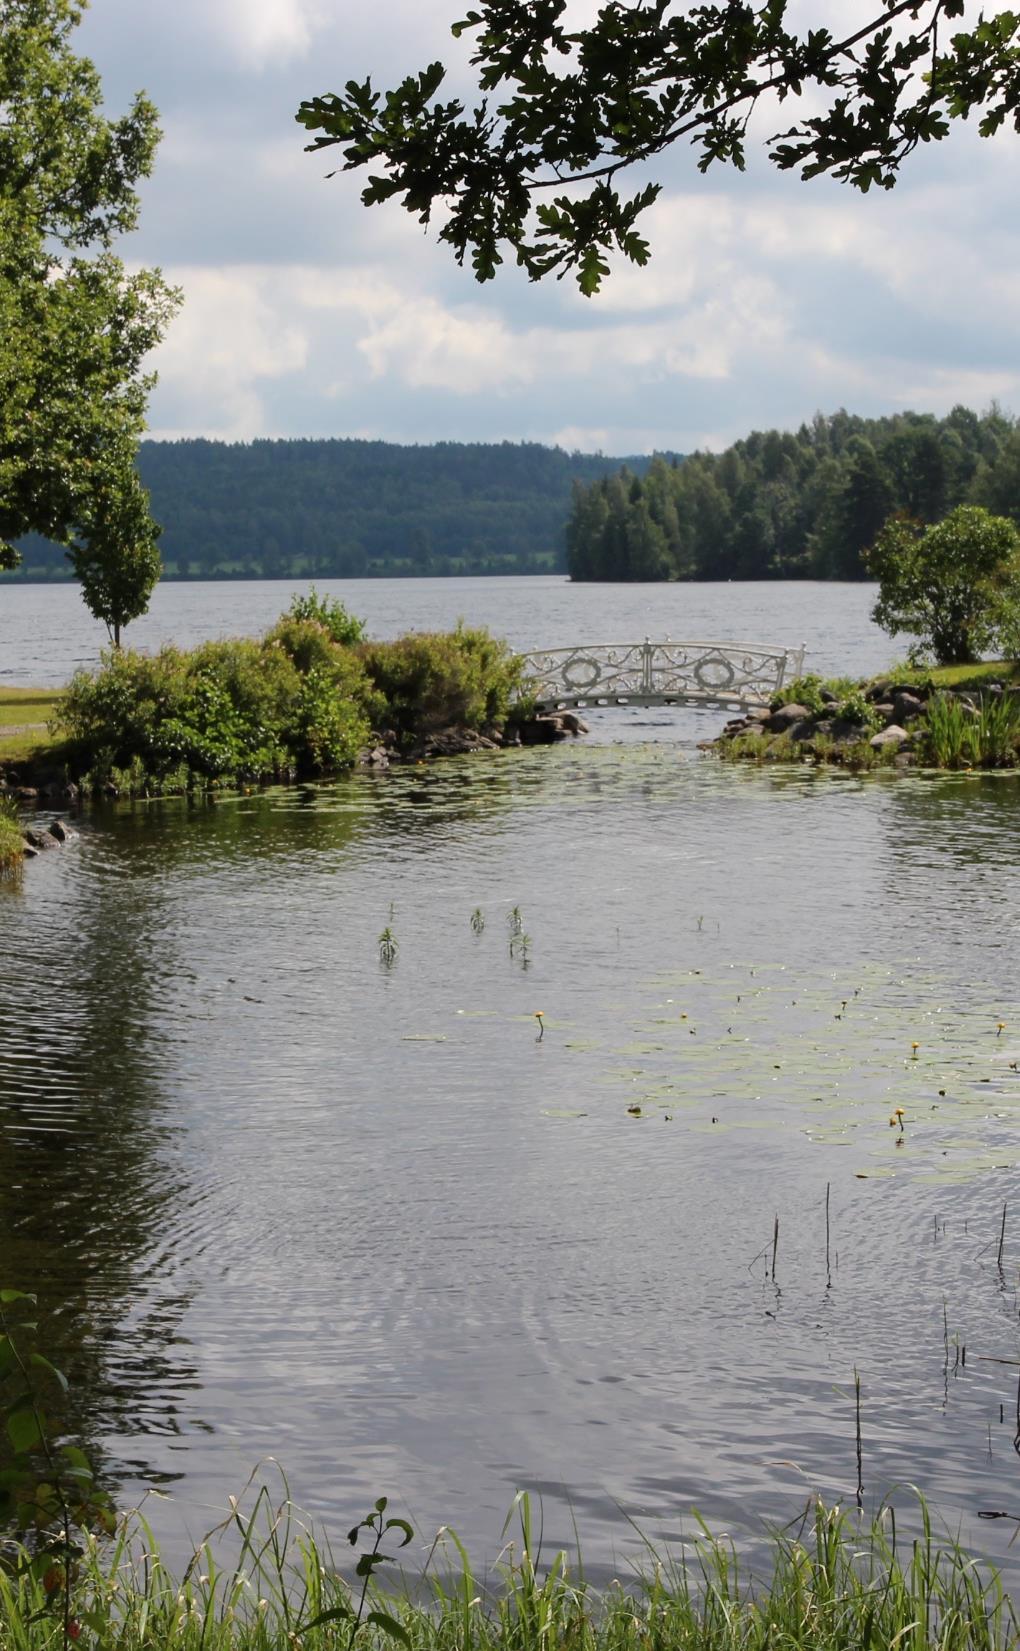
[519,639,806,712]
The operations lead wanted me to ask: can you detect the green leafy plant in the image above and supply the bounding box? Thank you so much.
[0,1473,1016,1651]
[286,589,366,648]
[868,506,1020,665]
[470,908,485,934]
[835,689,882,732]
[297,1497,413,1650]
[973,692,1020,766]
[0,797,22,877]
[0,1290,114,1649]
[359,627,523,749]
[297,5,1020,295]
[921,691,1020,768]
[769,674,828,714]
[920,694,977,768]
[506,909,531,967]
[378,927,398,966]
[56,628,375,789]
[0,0,180,575]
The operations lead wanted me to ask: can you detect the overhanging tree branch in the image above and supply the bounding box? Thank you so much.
[297,0,1020,292]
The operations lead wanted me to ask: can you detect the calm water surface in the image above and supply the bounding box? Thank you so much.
[1,575,892,685]
[2,582,1019,1583]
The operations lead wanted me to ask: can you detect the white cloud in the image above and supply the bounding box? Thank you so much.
[550,425,611,453]
[357,298,536,393]
[209,0,324,68]
[149,269,309,439]
[95,0,1020,450]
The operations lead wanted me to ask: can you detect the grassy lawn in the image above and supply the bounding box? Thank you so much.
[0,687,64,764]
[925,659,1020,691]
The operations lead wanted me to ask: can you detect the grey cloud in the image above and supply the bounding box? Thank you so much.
[72,0,1020,451]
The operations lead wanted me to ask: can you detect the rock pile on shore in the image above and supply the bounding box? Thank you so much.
[715,677,1010,761]
[360,710,589,767]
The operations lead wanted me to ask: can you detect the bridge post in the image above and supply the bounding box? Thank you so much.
[641,638,654,696]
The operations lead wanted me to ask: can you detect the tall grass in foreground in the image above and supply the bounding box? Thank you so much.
[2,1488,1017,1651]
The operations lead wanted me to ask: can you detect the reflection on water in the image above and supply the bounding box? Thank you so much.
[0,837,200,1484]
[2,746,1020,1581]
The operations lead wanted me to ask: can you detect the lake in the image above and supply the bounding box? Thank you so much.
[1,575,890,686]
[2,579,1020,1584]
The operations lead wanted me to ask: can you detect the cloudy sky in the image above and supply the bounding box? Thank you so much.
[76,0,1020,455]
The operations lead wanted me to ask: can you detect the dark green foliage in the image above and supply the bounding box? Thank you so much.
[287,587,366,646]
[0,0,179,572]
[567,407,1020,582]
[0,797,22,874]
[0,1288,114,1648]
[57,630,374,786]
[869,505,1020,664]
[359,625,523,749]
[297,3,1017,293]
[55,613,524,787]
[919,691,1020,768]
[7,440,675,581]
[67,470,162,645]
[769,674,829,714]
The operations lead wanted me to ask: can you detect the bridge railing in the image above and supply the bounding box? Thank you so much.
[519,639,806,710]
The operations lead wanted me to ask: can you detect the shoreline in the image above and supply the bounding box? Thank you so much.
[708,663,1020,773]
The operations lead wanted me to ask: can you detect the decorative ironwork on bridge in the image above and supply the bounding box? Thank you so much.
[519,639,806,711]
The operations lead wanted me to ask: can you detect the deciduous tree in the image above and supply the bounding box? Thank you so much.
[69,471,162,646]
[298,2,1020,293]
[867,504,1020,664]
[0,0,179,573]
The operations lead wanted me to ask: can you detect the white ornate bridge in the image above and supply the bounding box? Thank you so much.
[519,638,806,712]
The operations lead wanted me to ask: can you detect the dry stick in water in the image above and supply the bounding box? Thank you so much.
[770,1214,779,1282]
[825,1182,831,1289]
[999,1202,1008,1273]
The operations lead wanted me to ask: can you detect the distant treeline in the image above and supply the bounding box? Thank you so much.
[7,439,676,582]
[566,406,1020,582]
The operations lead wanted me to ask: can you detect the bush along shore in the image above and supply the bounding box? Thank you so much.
[0,597,589,866]
[712,666,1020,772]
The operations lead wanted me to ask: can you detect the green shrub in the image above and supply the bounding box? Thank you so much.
[835,689,882,731]
[297,665,371,772]
[360,625,523,747]
[58,647,192,775]
[770,673,859,713]
[55,614,524,790]
[265,619,385,733]
[0,796,23,874]
[770,673,828,713]
[57,630,375,788]
[265,615,350,677]
[286,587,365,646]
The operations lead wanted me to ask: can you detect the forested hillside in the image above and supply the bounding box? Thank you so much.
[7,439,671,581]
[567,407,1020,581]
